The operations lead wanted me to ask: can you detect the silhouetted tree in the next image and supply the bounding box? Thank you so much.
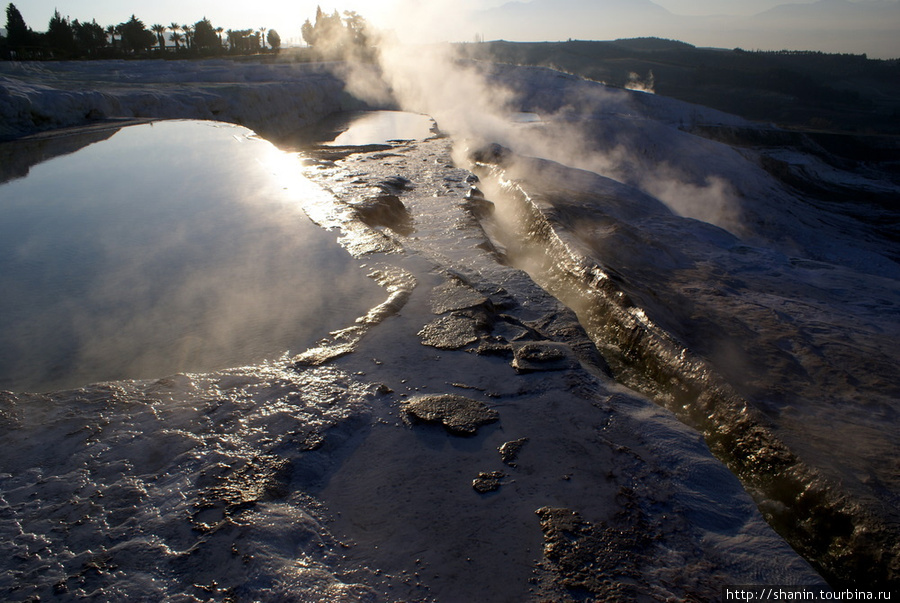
[46,10,76,57]
[302,6,343,49]
[182,24,193,51]
[267,29,281,51]
[342,11,367,47]
[73,19,107,56]
[193,18,219,53]
[151,23,166,51]
[118,15,153,54]
[1,5,309,61]
[245,30,260,53]
[105,24,116,48]
[301,6,372,58]
[300,19,314,47]
[5,3,35,53]
[169,23,181,51]
[226,28,258,54]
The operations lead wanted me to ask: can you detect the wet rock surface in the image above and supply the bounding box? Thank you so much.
[472,470,505,493]
[349,194,413,235]
[511,341,578,373]
[0,122,831,602]
[401,393,499,436]
[499,438,529,466]
[417,314,480,350]
[429,279,491,315]
[534,504,654,601]
[295,135,824,601]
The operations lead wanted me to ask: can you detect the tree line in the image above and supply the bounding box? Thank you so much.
[1,3,282,60]
[301,6,374,60]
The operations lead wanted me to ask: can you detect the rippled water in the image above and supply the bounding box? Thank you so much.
[0,120,383,392]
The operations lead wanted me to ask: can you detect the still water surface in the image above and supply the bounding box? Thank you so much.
[0,120,383,392]
[326,110,435,146]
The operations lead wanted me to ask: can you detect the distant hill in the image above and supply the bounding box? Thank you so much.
[475,0,682,43]
[458,39,900,134]
[471,0,900,59]
[735,0,900,58]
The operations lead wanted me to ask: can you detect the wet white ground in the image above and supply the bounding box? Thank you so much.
[3,56,896,597]
[0,129,826,601]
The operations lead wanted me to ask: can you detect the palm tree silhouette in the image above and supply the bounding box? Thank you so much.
[105,24,116,48]
[182,24,193,51]
[168,23,181,51]
[151,24,166,52]
[259,27,268,50]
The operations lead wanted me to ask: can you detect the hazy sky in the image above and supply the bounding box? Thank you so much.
[10,0,896,57]
[13,0,821,38]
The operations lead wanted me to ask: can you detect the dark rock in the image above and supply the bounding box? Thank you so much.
[402,394,499,436]
[378,175,414,194]
[350,194,413,235]
[193,455,293,531]
[511,341,577,373]
[418,314,480,350]
[463,196,495,220]
[465,186,484,200]
[499,438,529,466]
[470,341,514,357]
[472,470,505,493]
[430,280,491,315]
[470,143,513,166]
[308,144,393,161]
[534,505,653,600]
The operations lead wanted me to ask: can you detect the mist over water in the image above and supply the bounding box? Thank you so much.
[0,120,383,392]
[325,110,435,146]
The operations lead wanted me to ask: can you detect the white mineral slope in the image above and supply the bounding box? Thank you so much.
[438,66,900,586]
[0,59,368,141]
[459,62,899,280]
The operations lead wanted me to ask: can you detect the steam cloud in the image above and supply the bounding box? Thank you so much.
[330,2,750,235]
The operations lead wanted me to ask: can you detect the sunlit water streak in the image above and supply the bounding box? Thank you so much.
[325,110,436,146]
[0,120,383,393]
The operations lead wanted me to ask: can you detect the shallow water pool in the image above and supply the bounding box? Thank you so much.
[325,110,436,146]
[0,120,384,392]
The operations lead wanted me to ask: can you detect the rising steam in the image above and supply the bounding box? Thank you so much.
[321,2,749,235]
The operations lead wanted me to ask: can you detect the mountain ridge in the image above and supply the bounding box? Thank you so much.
[472,0,900,58]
